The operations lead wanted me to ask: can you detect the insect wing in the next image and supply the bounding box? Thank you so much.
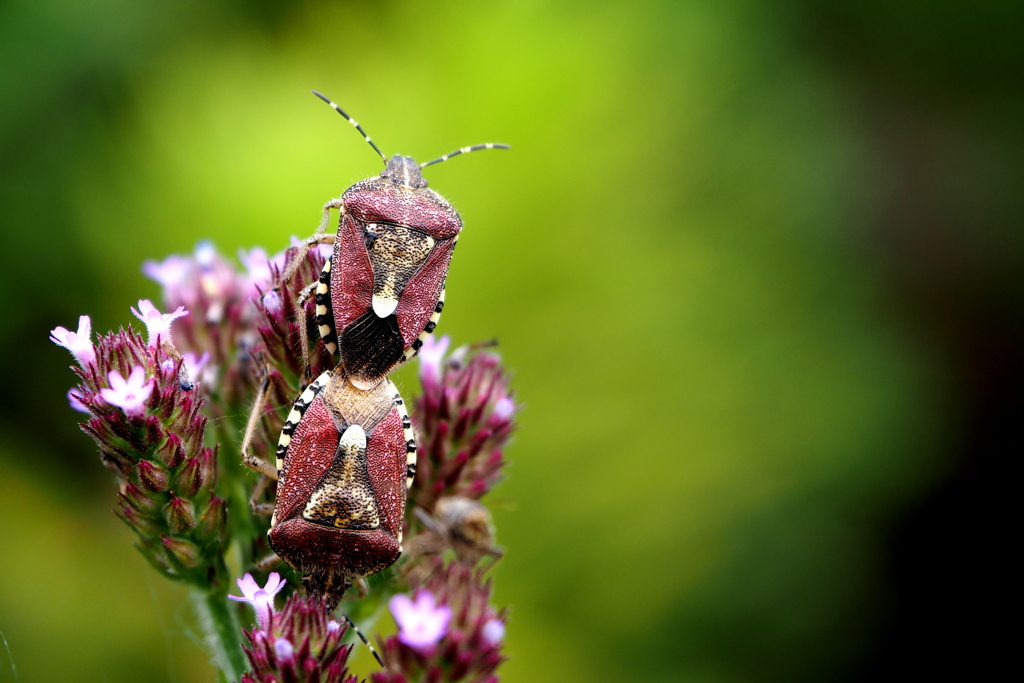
[364,401,408,540]
[273,387,339,524]
[395,237,455,350]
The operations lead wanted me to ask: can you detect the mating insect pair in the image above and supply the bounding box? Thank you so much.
[242,91,507,609]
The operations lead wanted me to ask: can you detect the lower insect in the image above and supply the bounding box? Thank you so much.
[247,367,416,609]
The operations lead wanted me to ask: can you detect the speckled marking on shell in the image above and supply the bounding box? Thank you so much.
[302,424,382,530]
[367,224,436,319]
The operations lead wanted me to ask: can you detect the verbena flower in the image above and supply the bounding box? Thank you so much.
[143,254,190,289]
[481,619,505,645]
[99,366,154,416]
[373,560,506,683]
[239,246,286,299]
[67,388,90,414]
[59,236,516,683]
[418,335,450,394]
[240,594,358,683]
[50,315,96,367]
[390,590,452,651]
[55,303,227,584]
[132,299,188,347]
[411,338,517,516]
[142,242,255,397]
[251,243,334,382]
[230,573,285,632]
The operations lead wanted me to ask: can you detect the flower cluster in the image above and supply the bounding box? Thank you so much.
[232,574,358,683]
[144,244,252,378]
[141,240,334,512]
[250,242,336,383]
[373,560,506,683]
[54,240,517,682]
[411,336,516,518]
[52,303,226,583]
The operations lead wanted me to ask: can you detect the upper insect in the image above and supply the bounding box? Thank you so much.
[290,92,509,390]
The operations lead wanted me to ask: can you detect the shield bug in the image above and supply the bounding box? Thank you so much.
[259,367,417,609]
[289,91,509,389]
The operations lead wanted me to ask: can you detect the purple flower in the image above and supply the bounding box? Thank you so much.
[67,389,90,414]
[99,367,153,416]
[482,618,505,645]
[389,590,451,650]
[239,247,275,298]
[230,572,285,632]
[132,299,188,347]
[159,351,211,390]
[262,290,282,316]
[418,335,450,392]
[490,396,516,424]
[182,351,213,386]
[195,240,218,268]
[273,637,294,664]
[50,315,96,367]
[143,254,191,289]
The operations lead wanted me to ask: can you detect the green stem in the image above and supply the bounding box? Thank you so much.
[192,588,248,682]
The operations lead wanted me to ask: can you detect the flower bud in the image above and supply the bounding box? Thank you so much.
[137,459,169,492]
[161,535,200,568]
[274,638,294,665]
[165,495,196,533]
[198,447,218,491]
[155,433,186,469]
[262,290,282,317]
[174,457,204,498]
[119,482,162,514]
[116,506,164,537]
[198,496,227,540]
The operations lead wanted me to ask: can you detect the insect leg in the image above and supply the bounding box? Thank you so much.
[240,369,279,480]
[254,552,283,572]
[249,473,276,515]
[318,197,345,236]
[280,198,341,287]
[295,280,320,384]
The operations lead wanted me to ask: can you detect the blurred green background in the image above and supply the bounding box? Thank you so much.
[1,1,1020,681]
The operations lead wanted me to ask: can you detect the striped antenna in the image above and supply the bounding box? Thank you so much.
[341,613,383,667]
[421,143,511,168]
[312,90,386,165]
